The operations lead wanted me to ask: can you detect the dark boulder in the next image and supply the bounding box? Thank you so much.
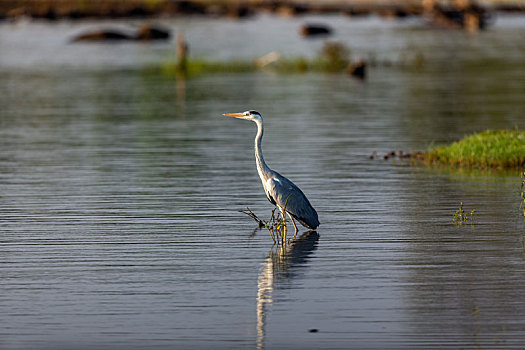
[71,29,134,42]
[71,24,170,42]
[347,59,366,79]
[135,24,170,40]
[300,23,332,37]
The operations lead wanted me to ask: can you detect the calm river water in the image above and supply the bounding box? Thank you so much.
[1,14,525,349]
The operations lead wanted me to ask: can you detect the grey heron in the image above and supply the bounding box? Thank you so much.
[223,110,319,239]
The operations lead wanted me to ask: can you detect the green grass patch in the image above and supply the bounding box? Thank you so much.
[157,56,349,78]
[157,41,355,77]
[160,59,256,76]
[423,130,525,169]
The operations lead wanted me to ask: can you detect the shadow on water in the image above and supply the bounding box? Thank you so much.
[256,230,319,350]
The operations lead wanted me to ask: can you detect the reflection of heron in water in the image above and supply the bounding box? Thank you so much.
[256,230,319,349]
[223,111,319,241]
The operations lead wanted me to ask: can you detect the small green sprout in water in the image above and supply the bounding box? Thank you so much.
[453,202,475,226]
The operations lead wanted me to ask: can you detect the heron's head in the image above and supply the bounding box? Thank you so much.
[223,110,262,122]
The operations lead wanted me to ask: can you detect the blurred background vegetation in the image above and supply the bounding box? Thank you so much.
[1,0,524,20]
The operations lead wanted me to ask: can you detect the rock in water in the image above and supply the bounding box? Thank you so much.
[300,24,332,37]
[71,29,134,42]
[135,24,170,40]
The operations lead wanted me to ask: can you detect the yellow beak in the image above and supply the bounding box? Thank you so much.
[223,112,245,118]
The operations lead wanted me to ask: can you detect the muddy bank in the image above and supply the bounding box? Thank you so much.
[1,0,523,20]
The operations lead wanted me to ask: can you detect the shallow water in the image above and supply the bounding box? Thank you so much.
[1,14,525,349]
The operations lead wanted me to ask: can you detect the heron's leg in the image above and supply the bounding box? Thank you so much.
[279,207,287,243]
[286,212,299,240]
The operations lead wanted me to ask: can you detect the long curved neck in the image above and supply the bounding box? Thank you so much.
[254,118,272,181]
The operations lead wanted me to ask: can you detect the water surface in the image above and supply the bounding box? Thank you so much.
[1,14,525,349]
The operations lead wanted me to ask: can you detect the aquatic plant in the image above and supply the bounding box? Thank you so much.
[239,194,297,245]
[423,130,525,169]
[240,207,289,245]
[453,202,475,226]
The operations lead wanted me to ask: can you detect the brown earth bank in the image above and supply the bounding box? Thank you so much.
[1,0,524,20]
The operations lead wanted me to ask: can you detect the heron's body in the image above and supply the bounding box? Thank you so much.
[262,171,319,229]
[223,110,319,234]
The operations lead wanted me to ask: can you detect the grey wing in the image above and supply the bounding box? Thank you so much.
[265,175,320,230]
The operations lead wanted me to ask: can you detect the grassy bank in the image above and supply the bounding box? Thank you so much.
[423,130,525,169]
[157,41,367,77]
[160,56,356,76]
[153,42,366,78]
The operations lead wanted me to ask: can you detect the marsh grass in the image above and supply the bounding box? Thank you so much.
[159,41,355,77]
[315,41,350,72]
[161,59,256,76]
[160,55,352,77]
[423,130,525,169]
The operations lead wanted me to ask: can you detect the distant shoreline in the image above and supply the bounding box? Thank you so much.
[1,0,524,21]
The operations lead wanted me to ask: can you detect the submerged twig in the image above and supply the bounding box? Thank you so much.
[239,206,290,246]
[239,207,265,228]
